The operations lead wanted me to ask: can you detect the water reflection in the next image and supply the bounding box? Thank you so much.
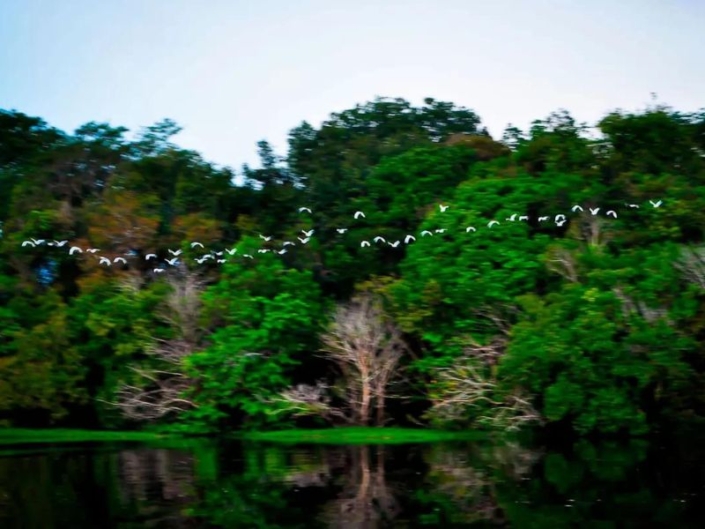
[1,436,705,527]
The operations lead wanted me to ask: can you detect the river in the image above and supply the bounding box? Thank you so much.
[1,436,704,527]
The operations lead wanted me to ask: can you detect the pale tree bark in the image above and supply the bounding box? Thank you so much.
[675,245,705,290]
[320,295,406,426]
[107,270,205,421]
[426,308,542,431]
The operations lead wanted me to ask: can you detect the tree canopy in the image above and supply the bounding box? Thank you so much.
[1,96,705,436]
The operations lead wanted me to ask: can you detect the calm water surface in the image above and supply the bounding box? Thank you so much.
[1,436,705,528]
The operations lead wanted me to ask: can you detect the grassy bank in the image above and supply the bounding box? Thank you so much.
[0,428,169,446]
[241,427,482,445]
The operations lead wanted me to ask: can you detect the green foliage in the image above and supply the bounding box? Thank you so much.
[1,98,705,436]
[185,241,327,431]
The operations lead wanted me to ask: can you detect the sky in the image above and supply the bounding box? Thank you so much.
[1,0,703,173]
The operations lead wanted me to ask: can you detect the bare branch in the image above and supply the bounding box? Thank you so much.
[675,245,705,290]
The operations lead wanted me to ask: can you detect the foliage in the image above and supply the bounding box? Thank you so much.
[1,98,705,436]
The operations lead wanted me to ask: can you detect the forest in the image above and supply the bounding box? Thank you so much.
[1,96,704,437]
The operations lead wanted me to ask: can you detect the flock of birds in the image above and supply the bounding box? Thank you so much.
[18,200,664,273]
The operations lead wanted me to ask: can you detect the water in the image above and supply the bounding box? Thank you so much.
[1,436,705,528]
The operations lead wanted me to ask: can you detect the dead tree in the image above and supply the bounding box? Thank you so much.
[675,245,705,290]
[425,308,542,431]
[110,270,204,421]
[320,295,406,426]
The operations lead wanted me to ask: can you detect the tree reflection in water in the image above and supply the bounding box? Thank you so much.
[3,437,705,527]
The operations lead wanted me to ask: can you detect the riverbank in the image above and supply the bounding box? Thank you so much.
[240,427,483,444]
[0,428,169,446]
[0,427,482,447]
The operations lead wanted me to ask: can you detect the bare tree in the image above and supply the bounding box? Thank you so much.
[108,270,204,421]
[427,360,541,431]
[675,245,705,290]
[544,245,580,283]
[425,309,542,432]
[320,295,406,426]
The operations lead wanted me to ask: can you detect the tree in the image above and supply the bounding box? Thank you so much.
[320,295,406,426]
[111,270,204,422]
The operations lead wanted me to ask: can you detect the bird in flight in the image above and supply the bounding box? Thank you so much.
[354,211,365,219]
[439,204,449,212]
[299,207,312,213]
[488,220,499,228]
[650,200,663,208]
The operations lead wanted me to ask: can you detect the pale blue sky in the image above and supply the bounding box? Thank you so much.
[1,0,703,172]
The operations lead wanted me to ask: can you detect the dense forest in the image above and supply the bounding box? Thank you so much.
[1,96,704,437]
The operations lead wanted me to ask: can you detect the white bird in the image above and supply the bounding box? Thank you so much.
[153,268,165,273]
[168,249,182,256]
[538,216,549,222]
[99,257,111,265]
[555,214,566,222]
[519,216,529,221]
[191,242,204,248]
[627,203,640,208]
[226,249,238,255]
[336,228,348,234]
[243,254,254,259]
[435,229,446,234]
[354,211,365,219]
[202,254,213,260]
[165,258,178,266]
[217,259,226,264]
[405,235,416,243]
[298,237,310,244]
[388,241,400,247]
[30,238,45,245]
[589,208,600,215]
[361,241,371,247]
[299,207,312,213]
[195,257,208,264]
[87,248,100,253]
[53,240,68,247]
[650,200,663,208]
[439,204,449,212]
[258,249,269,254]
[488,220,500,228]
[21,241,36,247]
[301,229,314,237]
[69,246,82,255]
[277,249,287,255]
[373,236,386,243]
[282,241,295,247]
[572,205,584,212]
[113,257,127,264]
[607,210,617,218]
[556,219,567,227]
[466,226,476,232]
[507,214,517,221]
[421,230,433,237]
[212,251,223,256]
[260,234,272,242]
[145,253,157,260]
